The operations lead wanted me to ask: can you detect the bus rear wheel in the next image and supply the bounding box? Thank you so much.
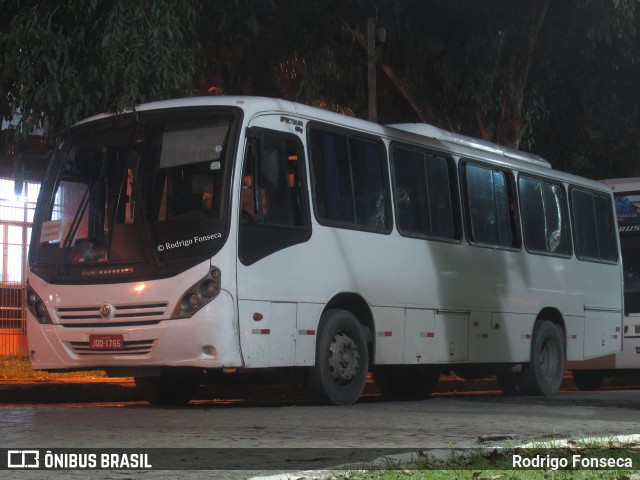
[308,309,369,406]
[134,369,201,406]
[373,365,440,400]
[518,320,564,396]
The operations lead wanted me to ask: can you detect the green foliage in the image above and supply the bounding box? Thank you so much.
[198,0,639,175]
[532,0,640,177]
[346,470,637,480]
[1,0,638,178]
[0,0,202,138]
[200,0,367,111]
[344,446,640,480]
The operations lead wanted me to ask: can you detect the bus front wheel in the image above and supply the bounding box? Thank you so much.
[308,309,369,406]
[518,320,564,396]
[135,369,201,406]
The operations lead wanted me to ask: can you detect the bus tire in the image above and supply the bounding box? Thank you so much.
[308,309,369,406]
[572,370,605,390]
[134,370,200,406]
[518,320,564,396]
[373,365,440,400]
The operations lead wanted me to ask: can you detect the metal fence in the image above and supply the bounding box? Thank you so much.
[0,284,27,356]
[0,178,38,357]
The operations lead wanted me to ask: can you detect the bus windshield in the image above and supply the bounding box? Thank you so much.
[30,108,238,283]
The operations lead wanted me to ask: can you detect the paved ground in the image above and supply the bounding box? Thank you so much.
[0,374,583,404]
[1,386,640,479]
[1,374,639,480]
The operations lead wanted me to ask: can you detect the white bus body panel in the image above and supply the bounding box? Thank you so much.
[235,107,621,370]
[236,193,621,368]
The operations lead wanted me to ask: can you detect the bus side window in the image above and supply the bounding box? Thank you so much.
[309,128,390,232]
[463,163,518,249]
[519,176,570,256]
[238,130,310,265]
[350,138,388,229]
[593,194,618,261]
[241,135,304,227]
[391,145,455,240]
[543,183,569,254]
[571,188,618,262]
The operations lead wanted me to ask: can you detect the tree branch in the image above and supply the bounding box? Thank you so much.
[475,108,491,141]
[343,20,432,124]
[496,0,550,148]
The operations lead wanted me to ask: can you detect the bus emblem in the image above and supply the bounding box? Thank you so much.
[99,303,115,320]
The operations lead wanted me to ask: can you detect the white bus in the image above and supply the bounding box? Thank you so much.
[26,97,623,405]
[569,177,640,389]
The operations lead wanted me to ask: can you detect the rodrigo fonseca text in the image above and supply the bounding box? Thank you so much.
[512,453,633,470]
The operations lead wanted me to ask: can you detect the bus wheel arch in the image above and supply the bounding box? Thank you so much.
[308,293,374,405]
[323,292,375,365]
[519,310,566,396]
[536,307,567,354]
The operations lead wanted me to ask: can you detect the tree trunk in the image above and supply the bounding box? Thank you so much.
[495,0,550,149]
[343,20,437,125]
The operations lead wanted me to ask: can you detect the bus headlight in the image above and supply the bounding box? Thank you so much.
[171,267,222,319]
[200,280,220,298]
[26,283,53,324]
[185,293,200,310]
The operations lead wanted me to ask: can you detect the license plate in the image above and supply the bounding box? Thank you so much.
[89,334,124,350]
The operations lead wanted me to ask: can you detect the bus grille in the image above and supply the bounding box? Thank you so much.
[66,339,155,356]
[55,302,168,327]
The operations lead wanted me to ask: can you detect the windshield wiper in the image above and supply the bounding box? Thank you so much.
[57,180,97,274]
[120,124,167,271]
[128,157,167,271]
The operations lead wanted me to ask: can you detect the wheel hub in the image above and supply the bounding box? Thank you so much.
[328,332,360,385]
[539,338,559,380]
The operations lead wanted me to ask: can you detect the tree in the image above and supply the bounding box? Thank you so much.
[2,0,638,179]
[532,0,640,177]
[0,0,202,138]
[198,0,367,113]
[253,0,639,176]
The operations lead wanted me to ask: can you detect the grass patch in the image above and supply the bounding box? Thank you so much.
[342,446,640,480]
[0,356,106,380]
[344,471,639,480]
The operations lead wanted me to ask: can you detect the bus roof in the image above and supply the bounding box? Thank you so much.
[73,96,607,192]
[388,123,551,168]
